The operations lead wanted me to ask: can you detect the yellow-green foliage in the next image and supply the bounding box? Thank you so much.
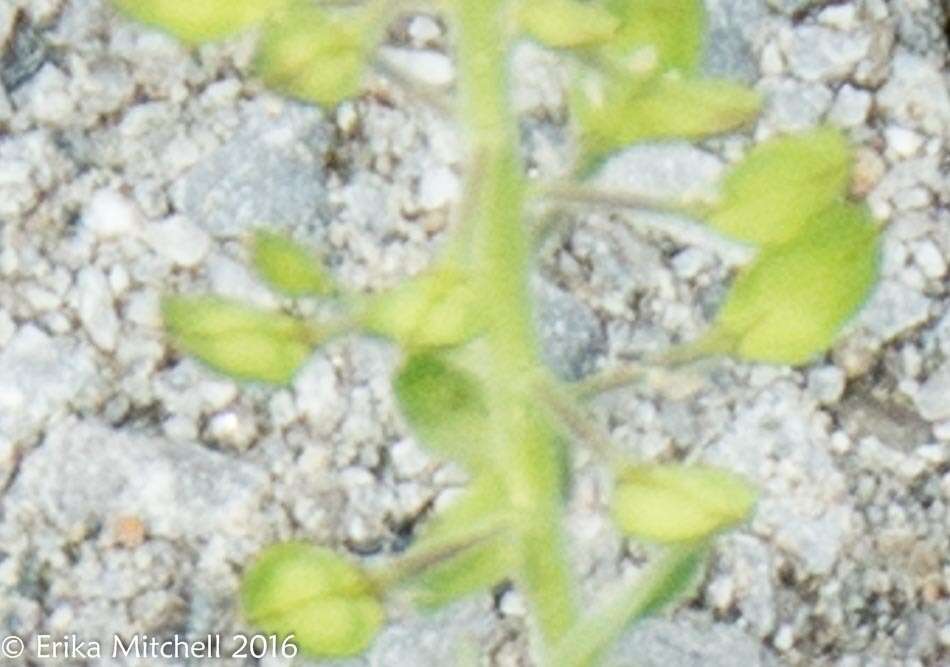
[117,1,880,664]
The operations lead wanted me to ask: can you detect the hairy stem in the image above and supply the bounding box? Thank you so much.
[455,0,576,643]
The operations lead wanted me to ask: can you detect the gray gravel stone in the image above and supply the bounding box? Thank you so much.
[782,25,871,82]
[607,616,778,667]
[177,102,333,239]
[0,325,95,444]
[914,363,950,422]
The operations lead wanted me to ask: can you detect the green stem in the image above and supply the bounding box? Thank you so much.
[552,544,708,667]
[454,0,576,643]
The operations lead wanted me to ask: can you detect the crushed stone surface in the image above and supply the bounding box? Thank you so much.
[0,0,948,665]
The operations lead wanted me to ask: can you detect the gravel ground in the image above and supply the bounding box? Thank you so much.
[0,0,948,665]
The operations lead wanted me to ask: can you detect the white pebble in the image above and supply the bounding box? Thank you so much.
[143,215,211,267]
[76,267,119,352]
[828,85,871,128]
[408,16,442,45]
[417,166,460,211]
[884,126,924,158]
[84,189,142,238]
[379,47,455,87]
[912,240,946,279]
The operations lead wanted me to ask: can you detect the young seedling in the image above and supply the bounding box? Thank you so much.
[116,0,882,664]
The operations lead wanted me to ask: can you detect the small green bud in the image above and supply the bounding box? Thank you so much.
[162,296,315,384]
[242,542,384,657]
[362,266,483,349]
[112,0,283,44]
[711,201,881,365]
[602,0,705,74]
[255,4,370,106]
[394,352,490,469]
[518,0,620,48]
[612,465,757,544]
[575,75,761,160]
[708,127,853,245]
[251,230,335,297]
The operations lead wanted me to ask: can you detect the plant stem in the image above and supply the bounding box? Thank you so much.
[541,183,755,266]
[454,0,576,643]
[552,544,708,667]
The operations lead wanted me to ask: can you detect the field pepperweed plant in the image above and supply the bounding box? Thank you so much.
[114,0,882,664]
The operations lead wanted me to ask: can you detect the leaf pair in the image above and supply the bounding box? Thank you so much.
[697,128,881,366]
[164,231,335,385]
[113,0,375,105]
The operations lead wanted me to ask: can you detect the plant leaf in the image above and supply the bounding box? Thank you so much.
[709,201,881,365]
[708,127,853,245]
[162,296,315,384]
[242,542,383,657]
[518,0,620,48]
[251,230,335,297]
[602,0,705,74]
[393,351,491,469]
[575,75,761,160]
[255,3,371,106]
[112,0,284,44]
[362,266,484,349]
[612,465,757,544]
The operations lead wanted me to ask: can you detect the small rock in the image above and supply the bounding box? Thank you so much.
[817,4,857,30]
[884,126,924,158]
[876,51,950,135]
[858,279,932,342]
[914,364,950,422]
[21,62,74,126]
[850,147,887,198]
[407,15,442,46]
[782,26,870,82]
[83,188,142,238]
[807,366,846,404]
[379,47,455,88]
[607,617,775,667]
[76,267,119,352]
[416,166,459,211]
[828,85,872,128]
[533,278,606,381]
[0,159,37,217]
[759,78,833,133]
[143,215,211,268]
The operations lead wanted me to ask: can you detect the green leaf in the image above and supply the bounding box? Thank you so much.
[394,351,491,469]
[612,465,757,543]
[251,230,335,297]
[112,0,284,44]
[602,0,705,74]
[708,127,853,245]
[162,296,315,384]
[575,75,761,160]
[242,542,384,657]
[709,201,881,365]
[255,3,371,106]
[518,0,620,48]
[362,266,484,349]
